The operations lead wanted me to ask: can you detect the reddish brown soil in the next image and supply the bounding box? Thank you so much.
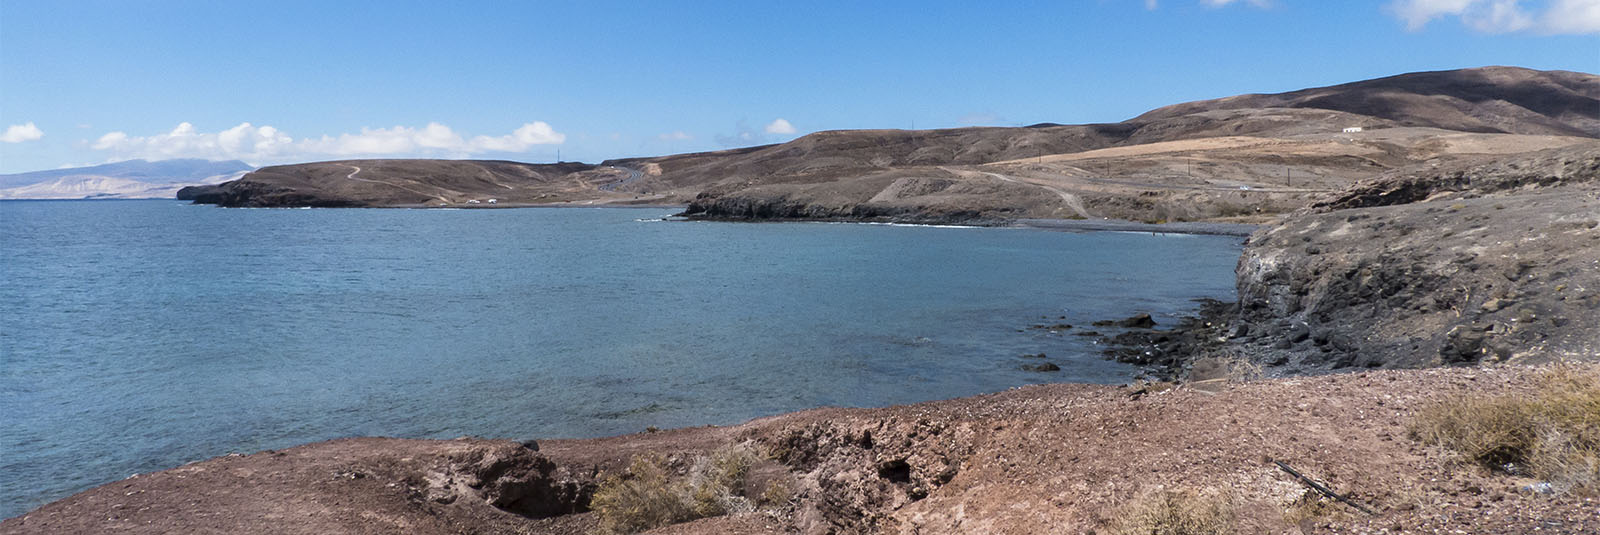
[6,364,1595,534]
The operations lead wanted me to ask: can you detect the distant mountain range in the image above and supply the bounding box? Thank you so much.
[0,159,254,200]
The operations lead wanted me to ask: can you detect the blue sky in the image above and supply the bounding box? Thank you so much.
[1,0,1595,173]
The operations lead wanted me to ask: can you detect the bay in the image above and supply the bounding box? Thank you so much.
[0,200,1241,517]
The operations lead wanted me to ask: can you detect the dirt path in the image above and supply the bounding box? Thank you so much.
[344,165,452,204]
[941,166,1094,218]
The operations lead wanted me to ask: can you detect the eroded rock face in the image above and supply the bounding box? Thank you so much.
[420,441,592,518]
[754,417,974,534]
[1232,145,1600,370]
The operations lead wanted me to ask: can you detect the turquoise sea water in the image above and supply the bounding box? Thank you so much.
[0,200,1242,517]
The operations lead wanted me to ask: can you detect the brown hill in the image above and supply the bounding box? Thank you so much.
[1135,66,1599,137]
[179,159,620,208]
[185,67,1598,224]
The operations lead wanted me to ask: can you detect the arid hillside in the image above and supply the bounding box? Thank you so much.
[186,67,1599,224]
[178,160,624,208]
[1134,66,1599,137]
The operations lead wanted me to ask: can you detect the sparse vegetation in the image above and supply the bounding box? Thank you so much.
[758,479,792,507]
[1281,491,1342,528]
[1199,349,1264,383]
[1109,488,1235,535]
[1409,364,1600,495]
[688,443,759,517]
[590,444,766,534]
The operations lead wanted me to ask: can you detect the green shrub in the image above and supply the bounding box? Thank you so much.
[1409,364,1600,494]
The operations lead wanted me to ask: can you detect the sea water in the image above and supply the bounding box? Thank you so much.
[0,200,1242,517]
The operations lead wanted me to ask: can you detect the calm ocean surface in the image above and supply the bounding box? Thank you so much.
[0,200,1242,517]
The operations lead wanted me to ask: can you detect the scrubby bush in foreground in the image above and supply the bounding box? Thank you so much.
[590,444,765,534]
[1109,487,1235,535]
[1409,364,1600,495]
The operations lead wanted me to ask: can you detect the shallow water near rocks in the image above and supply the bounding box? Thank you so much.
[0,200,1241,517]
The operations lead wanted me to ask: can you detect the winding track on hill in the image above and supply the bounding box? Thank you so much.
[344,165,451,204]
[940,166,1093,218]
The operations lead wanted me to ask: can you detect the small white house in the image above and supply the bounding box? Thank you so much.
[487,199,498,204]
[1342,127,1364,133]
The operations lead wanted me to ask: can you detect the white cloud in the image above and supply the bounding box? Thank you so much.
[89,121,565,163]
[763,118,797,135]
[1145,0,1159,9]
[657,131,693,141]
[1387,0,1599,34]
[1,122,44,143]
[1540,0,1600,33]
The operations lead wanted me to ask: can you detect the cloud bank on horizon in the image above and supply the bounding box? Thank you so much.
[1146,0,1600,34]
[88,121,565,165]
[1388,0,1600,34]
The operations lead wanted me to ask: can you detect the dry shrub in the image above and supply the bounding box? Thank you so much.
[1109,488,1235,535]
[1188,349,1263,387]
[590,444,766,534]
[688,443,759,517]
[1281,491,1342,528]
[591,453,693,534]
[758,479,793,507]
[1409,364,1600,494]
[1220,353,1264,383]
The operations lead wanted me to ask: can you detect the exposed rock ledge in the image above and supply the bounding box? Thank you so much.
[1226,145,1600,372]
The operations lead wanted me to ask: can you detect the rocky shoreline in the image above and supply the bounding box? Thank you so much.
[9,365,1595,534]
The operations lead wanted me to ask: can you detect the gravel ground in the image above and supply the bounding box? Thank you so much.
[7,364,1595,534]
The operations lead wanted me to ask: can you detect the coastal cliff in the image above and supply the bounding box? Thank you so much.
[1228,145,1600,371]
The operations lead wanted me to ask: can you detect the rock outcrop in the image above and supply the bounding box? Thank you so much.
[1229,144,1600,371]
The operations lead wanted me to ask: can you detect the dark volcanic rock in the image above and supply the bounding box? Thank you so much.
[1231,144,1600,371]
[1093,313,1157,329]
[174,184,222,202]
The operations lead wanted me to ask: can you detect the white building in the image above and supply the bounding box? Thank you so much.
[1342,127,1364,133]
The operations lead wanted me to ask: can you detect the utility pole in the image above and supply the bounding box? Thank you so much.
[556,149,561,163]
